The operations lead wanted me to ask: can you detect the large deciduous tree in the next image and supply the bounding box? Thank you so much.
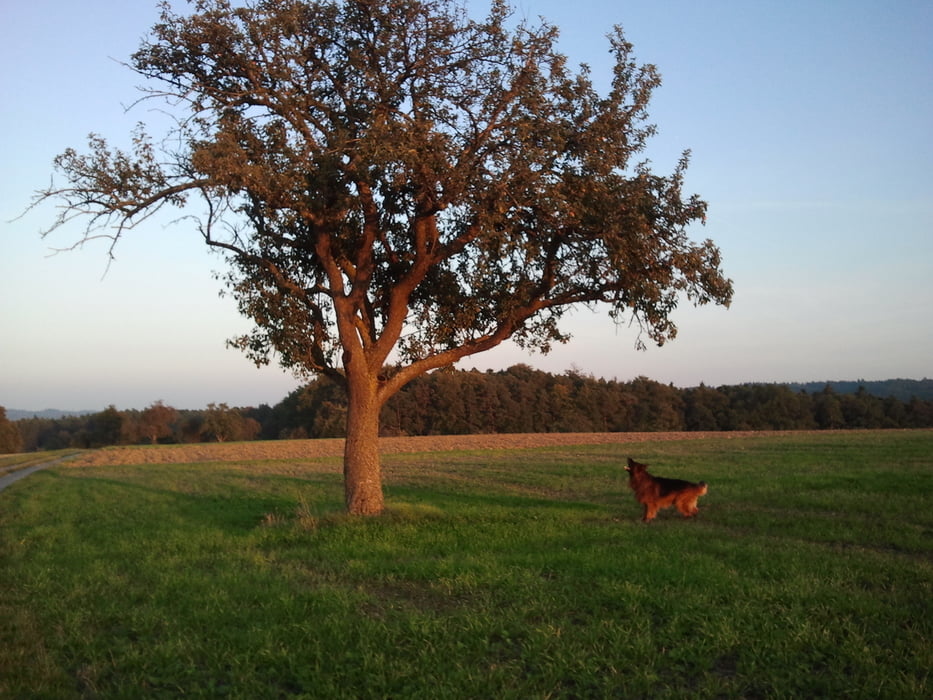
[34,0,732,514]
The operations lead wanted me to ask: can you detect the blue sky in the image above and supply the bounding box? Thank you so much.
[2,0,931,411]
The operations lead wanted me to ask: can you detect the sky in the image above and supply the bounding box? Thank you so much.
[2,0,931,412]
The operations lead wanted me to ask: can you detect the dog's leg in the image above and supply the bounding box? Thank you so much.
[690,497,700,516]
[676,496,699,517]
[675,496,690,517]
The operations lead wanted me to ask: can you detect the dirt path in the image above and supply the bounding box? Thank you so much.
[0,453,83,492]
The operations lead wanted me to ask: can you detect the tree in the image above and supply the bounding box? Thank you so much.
[814,385,845,430]
[85,406,124,448]
[683,384,728,431]
[0,407,24,454]
[201,403,260,442]
[140,400,179,444]
[32,0,732,514]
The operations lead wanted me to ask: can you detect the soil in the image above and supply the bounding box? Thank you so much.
[67,431,791,468]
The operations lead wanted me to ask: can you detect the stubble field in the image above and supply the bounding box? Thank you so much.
[66,430,818,466]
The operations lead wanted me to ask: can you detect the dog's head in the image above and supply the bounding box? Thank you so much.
[625,458,648,475]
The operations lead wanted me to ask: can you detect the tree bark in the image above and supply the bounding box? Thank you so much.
[343,369,385,516]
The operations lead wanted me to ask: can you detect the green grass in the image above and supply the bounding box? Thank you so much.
[1,431,930,698]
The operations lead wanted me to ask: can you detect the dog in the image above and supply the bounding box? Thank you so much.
[624,458,708,523]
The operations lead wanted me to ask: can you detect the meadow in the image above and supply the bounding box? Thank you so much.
[1,431,930,698]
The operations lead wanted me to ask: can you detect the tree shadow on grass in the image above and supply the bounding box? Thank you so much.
[30,469,345,537]
[30,467,620,553]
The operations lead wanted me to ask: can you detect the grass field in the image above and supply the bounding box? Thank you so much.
[1,431,930,698]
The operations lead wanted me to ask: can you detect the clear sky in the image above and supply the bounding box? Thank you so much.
[2,0,931,411]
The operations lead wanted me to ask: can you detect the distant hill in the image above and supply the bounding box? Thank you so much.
[6,408,95,421]
[778,379,933,402]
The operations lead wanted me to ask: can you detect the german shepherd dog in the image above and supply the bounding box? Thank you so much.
[624,458,708,523]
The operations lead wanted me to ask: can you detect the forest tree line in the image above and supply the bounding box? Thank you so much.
[4,366,932,453]
[5,403,261,453]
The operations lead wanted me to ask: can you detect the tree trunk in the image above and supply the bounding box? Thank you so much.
[343,371,385,516]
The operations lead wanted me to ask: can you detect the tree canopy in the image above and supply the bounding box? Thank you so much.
[0,407,24,454]
[34,0,732,513]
